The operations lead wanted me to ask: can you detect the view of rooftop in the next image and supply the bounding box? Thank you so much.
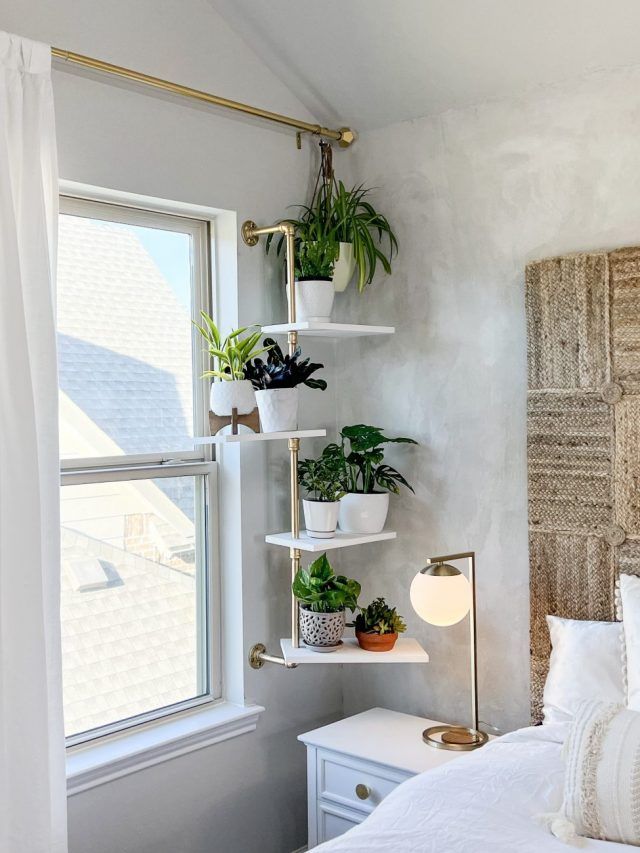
[57,214,205,737]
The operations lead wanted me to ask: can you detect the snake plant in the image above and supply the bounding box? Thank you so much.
[193,312,271,380]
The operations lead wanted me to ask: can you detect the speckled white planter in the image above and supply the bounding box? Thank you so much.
[255,387,299,432]
[303,499,340,539]
[332,242,357,292]
[209,379,255,416]
[288,279,334,322]
[338,492,390,534]
[299,607,346,650]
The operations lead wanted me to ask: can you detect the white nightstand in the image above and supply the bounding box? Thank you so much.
[299,707,472,848]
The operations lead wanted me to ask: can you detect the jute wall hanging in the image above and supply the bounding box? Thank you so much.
[527,247,640,723]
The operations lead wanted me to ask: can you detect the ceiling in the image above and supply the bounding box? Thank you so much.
[211,0,640,132]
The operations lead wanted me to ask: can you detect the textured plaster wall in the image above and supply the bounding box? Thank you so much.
[337,66,640,734]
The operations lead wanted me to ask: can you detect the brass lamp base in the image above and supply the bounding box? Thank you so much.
[423,724,488,751]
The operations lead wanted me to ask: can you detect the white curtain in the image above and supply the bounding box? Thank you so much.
[0,32,67,853]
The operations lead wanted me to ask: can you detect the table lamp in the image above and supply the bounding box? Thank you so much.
[410,550,488,751]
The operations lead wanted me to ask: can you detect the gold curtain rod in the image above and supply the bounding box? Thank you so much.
[51,47,356,148]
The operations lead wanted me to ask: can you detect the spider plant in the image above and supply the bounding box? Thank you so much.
[266,179,397,293]
[193,312,271,380]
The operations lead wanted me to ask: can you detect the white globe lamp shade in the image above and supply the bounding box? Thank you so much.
[410,567,472,627]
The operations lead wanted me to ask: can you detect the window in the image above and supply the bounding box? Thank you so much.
[58,196,219,744]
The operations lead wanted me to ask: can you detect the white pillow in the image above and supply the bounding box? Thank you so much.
[618,573,640,710]
[545,701,640,846]
[542,616,625,724]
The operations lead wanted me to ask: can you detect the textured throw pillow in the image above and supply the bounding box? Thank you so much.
[543,616,625,724]
[618,573,640,710]
[545,701,640,846]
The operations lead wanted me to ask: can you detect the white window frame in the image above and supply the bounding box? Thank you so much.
[59,181,263,796]
[58,191,229,759]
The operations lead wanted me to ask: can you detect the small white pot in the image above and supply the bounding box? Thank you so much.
[255,387,299,432]
[338,492,390,534]
[209,379,255,416]
[303,499,340,539]
[332,242,357,292]
[299,607,346,650]
[288,279,334,322]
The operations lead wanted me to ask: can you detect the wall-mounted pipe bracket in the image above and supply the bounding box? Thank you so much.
[249,643,297,670]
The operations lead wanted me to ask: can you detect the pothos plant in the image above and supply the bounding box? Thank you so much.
[323,424,417,495]
[193,312,271,380]
[292,553,361,614]
[353,597,407,636]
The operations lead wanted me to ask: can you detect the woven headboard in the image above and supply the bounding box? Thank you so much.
[527,247,640,723]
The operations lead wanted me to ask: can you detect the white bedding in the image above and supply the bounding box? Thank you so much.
[315,724,632,852]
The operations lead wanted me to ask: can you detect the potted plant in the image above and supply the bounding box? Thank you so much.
[292,225,339,323]
[266,145,397,294]
[328,424,417,534]
[354,597,407,652]
[298,445,346,539]
[292,553,360,651]
[193,312,271,416]
[244,338,326,432]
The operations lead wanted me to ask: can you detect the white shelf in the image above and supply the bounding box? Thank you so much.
[194,429,326,445]
[281,638,429,664]
[261,322,395,338]
[265,529,397,552]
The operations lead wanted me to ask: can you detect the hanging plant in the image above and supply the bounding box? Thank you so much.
[266,141,398,293]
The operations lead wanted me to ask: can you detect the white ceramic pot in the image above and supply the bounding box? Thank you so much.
[255,387,299,432]
[338,492,390,534]
[288,279,334,322]
[209,379,256,416]
[302,499,340,539]
[299,607,346,650]
[332,242,357,292]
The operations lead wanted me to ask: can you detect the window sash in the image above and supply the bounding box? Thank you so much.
[62,461,221,747]
[58,194,213,467]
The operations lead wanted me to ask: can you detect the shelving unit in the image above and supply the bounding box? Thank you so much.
[261,321,395,338]
[194,429,326,445]
[266,530,396,552]
[236,217,428,670]
[280,638,429,665]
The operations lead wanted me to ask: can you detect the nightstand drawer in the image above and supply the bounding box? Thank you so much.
[318,748,410,814]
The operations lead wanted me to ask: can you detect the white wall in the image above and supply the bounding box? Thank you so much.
[337,65,640,734]
[0,3,343,852]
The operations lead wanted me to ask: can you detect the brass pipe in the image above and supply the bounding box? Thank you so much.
[51,48,356,147]
[249,643,297,669]
[242,219,301,650]
[289,439,301,648]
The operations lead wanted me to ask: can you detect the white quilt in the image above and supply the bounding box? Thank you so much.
[315,724,632,852]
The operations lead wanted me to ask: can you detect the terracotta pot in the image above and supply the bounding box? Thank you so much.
[356,630,398,652]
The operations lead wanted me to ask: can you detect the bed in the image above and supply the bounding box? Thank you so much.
[314,721,629,852]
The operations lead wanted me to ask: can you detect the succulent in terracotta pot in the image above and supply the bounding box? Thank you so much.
[354,597,407,652]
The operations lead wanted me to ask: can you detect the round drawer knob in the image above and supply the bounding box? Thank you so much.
[355,783,371,800]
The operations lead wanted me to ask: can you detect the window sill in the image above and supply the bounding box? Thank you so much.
[66,701,265,796]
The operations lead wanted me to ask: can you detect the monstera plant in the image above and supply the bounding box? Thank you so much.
[320,424,417,535]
